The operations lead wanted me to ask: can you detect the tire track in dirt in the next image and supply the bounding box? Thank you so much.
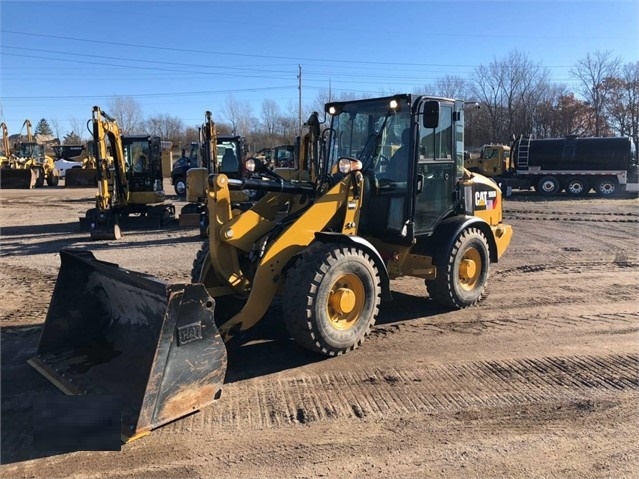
[495,260,639,276]
[372,311,639,338]
[157,354,638,434]
[504,208,638,217]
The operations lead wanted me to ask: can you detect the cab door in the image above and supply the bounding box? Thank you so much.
[413,102,456,234]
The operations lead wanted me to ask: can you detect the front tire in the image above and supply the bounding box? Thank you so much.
[282,242,381,356]
[426,227,490,309]
[537,176,561,196]
[174,176,186,196]
[46,172,59,186]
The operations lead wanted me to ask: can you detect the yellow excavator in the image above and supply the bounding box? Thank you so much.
[79,106,175,240]
[178,110,251,234]
[29,94,512,442]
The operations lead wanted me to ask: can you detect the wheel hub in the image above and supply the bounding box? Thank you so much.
[458,247,482,291]
[459,258,477,280]
[330,288,356,315]
[327,273,365,330]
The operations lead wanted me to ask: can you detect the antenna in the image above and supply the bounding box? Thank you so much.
[297,65,302,136]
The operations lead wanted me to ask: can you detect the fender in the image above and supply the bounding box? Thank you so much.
[431,216,499,264]
[314,231,393,301]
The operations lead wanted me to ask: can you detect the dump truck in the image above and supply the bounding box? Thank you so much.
[79,106,175,240]
[30,94,512,442]
[466,135,639,197]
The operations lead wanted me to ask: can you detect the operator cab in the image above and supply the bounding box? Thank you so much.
[122,136,164,194]
[215,135,245,178]
[325,94,464,244]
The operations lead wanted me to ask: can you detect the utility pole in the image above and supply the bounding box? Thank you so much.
[297,65,302,136]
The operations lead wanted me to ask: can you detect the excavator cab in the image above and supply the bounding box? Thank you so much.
[122,136,165,202]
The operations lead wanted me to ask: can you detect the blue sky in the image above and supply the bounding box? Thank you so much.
[1,0,637,138]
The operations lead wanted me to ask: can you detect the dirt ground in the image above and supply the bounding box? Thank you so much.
[0,180,638,478]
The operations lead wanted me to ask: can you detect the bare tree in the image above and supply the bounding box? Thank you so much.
[145,114,186,145]
[571,50,622,136]
[221,94,253,136]
[418,75,471,99]
[107,96,145,135]
[261,99,280,143]
[606,62,639,139]
[68,117,89,141]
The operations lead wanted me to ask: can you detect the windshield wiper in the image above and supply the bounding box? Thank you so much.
[357,115,390,171]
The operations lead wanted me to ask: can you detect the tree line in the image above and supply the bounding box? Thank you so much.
[38,49,638,153]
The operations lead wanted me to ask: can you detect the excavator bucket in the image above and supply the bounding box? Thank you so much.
[65,168,97,187]
[0,168,37,189]
[28,249,227,442]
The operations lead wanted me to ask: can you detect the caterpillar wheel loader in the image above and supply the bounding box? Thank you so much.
[0,120,42,189]
[78,106,175,240]
[15,119,60,187]
[177,110,251,235]
[29,94,512,442]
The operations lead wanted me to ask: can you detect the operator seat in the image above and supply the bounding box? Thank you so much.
[387,127,410,181]
[221,148,238,172]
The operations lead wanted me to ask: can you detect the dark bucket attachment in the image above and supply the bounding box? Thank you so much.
[65,168,97,188]
[0,168,37,189]
[90,211,122,241]
[28,249,228,442]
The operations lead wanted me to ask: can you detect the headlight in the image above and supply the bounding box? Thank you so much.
[338,158,362,174]
[245,158,256,172]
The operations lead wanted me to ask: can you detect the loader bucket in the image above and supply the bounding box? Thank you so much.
[65,168,97,187]
[28,249,227,442]
[0,168,37,189]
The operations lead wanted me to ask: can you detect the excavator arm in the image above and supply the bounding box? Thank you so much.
[91,106,129,212]
[1,122,9,159]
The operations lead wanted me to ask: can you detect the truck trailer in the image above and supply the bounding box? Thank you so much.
[466,135,639,197]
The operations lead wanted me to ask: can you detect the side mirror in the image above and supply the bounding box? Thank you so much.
[422,100,440,129]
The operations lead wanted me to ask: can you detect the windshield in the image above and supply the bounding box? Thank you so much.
[327,98,410,173]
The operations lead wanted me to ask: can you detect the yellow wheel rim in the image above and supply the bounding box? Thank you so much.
[327,273,365,330]
[458,247,482,291]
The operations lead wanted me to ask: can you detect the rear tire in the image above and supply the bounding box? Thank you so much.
[595,177,618,197]
[565,177,588,196]
[537,176,561,196]
[426,227,490,309]
[282,242,381,356]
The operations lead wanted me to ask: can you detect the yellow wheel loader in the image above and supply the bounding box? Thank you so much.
[30,94,512,442]
[78,106,176,240]
[0,120,43,189]
[16,119,60,187]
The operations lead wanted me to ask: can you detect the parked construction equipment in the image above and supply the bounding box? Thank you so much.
[0,120,42,189]
[30,94,512,441]
[176,111,250,233]
[79,106,175,240]
[466,135,639,197]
